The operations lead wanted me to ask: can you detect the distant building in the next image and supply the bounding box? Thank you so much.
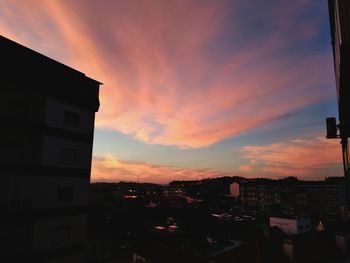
[269,216,311,235]
[1,36,101,262]
[169,177,239,197]
[239,181,259,206]
[229,182,240,197]
[163,187,185,205]
[268,216,340,263]
[239,177,347,219]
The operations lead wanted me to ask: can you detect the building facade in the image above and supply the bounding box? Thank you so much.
[328,0,350,138]
[328,0,350,184]
[0,36,101,262]
[239,177,347,219]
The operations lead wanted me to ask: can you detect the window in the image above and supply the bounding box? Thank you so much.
[52,226,71,248]
[63,111,80,128]
[57,187,74,202]
[60,147,77,166]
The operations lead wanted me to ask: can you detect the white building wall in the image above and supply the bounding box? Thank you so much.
[270,217,311,235]
[230,182,240,197]
[45,98,94,134]
[270,217,298,235]
[27,97,95,260]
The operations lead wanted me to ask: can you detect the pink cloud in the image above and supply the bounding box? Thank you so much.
[239,159,257,172]
[240,137,343,179]
[239,165,253,172]
[92,154,231,184]
[0,0,334,148]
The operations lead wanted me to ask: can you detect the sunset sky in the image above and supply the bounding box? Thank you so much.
[0,0,343,183]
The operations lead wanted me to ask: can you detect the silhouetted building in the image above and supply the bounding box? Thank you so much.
[0,35,101,262]
[328,0,350,189]
[169,177,239,198]
[328,0,350,138]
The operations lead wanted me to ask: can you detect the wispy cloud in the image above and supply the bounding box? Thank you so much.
[240,137,342,178]
[92,154,231,184]
[0,0,334,148]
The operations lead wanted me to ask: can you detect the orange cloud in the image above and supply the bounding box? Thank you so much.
[240,137,343,178]
[92,154,231,184]
[0,0,334,148]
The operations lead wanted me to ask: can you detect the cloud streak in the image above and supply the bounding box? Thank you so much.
[92,154,231,184]
[240,137,343,178]
[0,0,334,148]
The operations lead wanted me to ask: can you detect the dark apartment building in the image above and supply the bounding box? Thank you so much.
[328,0,350,138]
[328,0,350,187]
[239,177,347,219]
[0,36,101,262]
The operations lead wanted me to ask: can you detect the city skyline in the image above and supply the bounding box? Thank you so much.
[0,0,343,183]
